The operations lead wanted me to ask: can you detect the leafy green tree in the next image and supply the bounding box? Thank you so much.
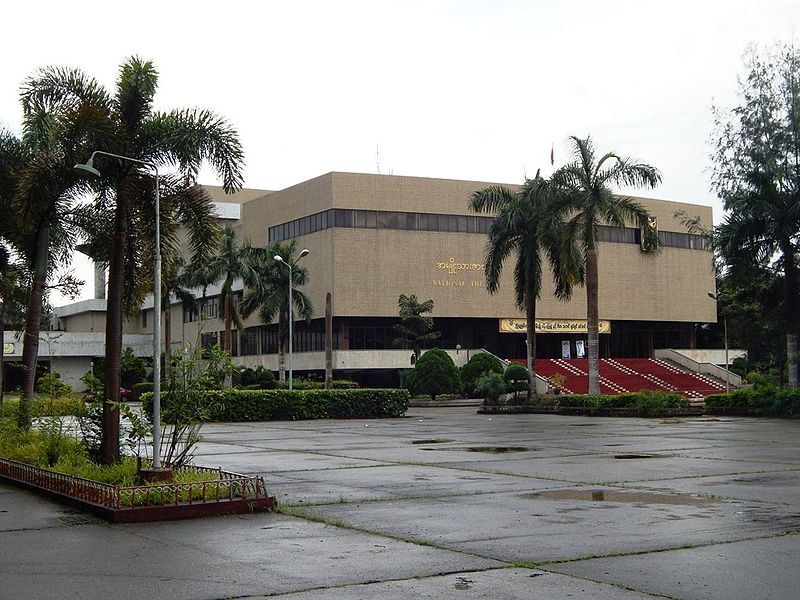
[551,137,661,395]
[239,240,314,382]
[412,347,462,401]
[469,173,581,398]
[461,352,504,396]
[22,57,243,462]
[712,42,800,388]
[474,372,506,405]
[393,294,440,361]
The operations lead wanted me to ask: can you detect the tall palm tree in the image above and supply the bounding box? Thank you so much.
[22,57,243,462]
[161,256,196,376]
[190,226,254,356]
[0,247,28,406]
[240,240,313,382]
[469,173,581,397]
[2,118,97,428]
[551,136,661,395]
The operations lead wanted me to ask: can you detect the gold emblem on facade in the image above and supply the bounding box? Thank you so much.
[436,257,483,275]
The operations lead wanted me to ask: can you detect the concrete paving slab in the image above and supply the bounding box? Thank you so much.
[271,567,667,599]
[0,511,500,600]
[628,469,800,506]
[0,486,102,532]
[299,486,800,563]
[260,464,563,505]
[549,533,800,600]
[671,444,800,465]
[322,444,595,465]
[434,453,795,484]
[192,449,388,474]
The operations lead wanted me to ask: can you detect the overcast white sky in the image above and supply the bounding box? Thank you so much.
[1,0,797,303]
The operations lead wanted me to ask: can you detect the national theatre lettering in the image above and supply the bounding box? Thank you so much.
[432,257,485,289]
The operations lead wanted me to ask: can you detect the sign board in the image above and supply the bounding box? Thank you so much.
[499,319,611,334]
[2,343,14,355]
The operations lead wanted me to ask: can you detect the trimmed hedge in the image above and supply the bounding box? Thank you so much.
[141,388,410,422]
[551,391,689,417]
[705,386,800,417]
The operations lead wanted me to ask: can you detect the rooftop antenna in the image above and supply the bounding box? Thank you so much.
[376,144,381,174]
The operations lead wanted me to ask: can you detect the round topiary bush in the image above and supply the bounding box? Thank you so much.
[413,348,462,401]
[461,353,505,396]
[504,362,530,403]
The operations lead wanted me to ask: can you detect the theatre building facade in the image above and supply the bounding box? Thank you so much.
[121,171,716,383]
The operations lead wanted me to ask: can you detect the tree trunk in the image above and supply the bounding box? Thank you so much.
[325,292,333,389]
[586,247,600,395]
[102,206,125,464]
[223,291,232,354]
[19,224,50,430]
[525,286,537,401]
[164,301,172,377]
[0,309,5,406]
[783,240,799,388]
[277,309,286,382]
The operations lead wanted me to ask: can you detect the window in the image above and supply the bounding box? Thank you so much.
[142,310,148,328]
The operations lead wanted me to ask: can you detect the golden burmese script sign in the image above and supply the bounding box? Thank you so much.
[436,257,483,275]
[499,319,611,334]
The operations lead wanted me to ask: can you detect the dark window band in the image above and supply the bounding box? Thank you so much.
[269,208,710,251]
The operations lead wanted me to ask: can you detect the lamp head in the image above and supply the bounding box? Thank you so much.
[73,156,101,178]
[299,248,310,259]
[708,292,717,300]
[274,255,284,263]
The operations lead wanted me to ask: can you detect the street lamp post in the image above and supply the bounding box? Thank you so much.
[75,151,164,469]
[275,249,309,390]
[708,292,730,394]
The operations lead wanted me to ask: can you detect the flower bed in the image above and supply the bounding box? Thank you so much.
[0,457,275,522]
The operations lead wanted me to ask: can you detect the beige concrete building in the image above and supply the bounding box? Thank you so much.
[50,171,716,386]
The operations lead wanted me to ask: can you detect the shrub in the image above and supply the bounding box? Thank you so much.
[279,378,360,390]
[461,353,504,396]
[475,372,506,405]
[504,363,529,401]
[132,382,154,402]
[36,373,72,398]
[142,388,410,422]
[236,366,277,389]
[413,348,462,400]
[705,386,800,417]
[120,347,150,389]
[550,391,689,417]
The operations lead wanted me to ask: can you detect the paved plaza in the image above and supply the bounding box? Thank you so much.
[1,407,799,599]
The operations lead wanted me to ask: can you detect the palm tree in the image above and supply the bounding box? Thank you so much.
[161,256,196,376]
[22,57,243,462]
[240,240,313,382]
[392,294,440,362]
[469,173,581,397]
[0,247,28,406]
[190,226,254,356]
[551,136,661,395]
[1,118,97,428]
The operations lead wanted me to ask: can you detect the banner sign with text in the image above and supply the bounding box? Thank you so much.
[499,319,611,334]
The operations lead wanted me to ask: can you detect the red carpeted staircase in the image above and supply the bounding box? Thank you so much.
[520,358,728,399]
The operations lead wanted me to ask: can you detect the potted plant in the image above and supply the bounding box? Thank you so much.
[547,372,567,395]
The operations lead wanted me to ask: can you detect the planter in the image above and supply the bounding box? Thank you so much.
[0,458,276,522]
[478,405,704,417]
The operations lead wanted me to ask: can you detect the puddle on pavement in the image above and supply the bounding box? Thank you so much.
[411,439,452,445]
[613,453,662,459]
[419,445,529,453]
[523,489,719,507]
